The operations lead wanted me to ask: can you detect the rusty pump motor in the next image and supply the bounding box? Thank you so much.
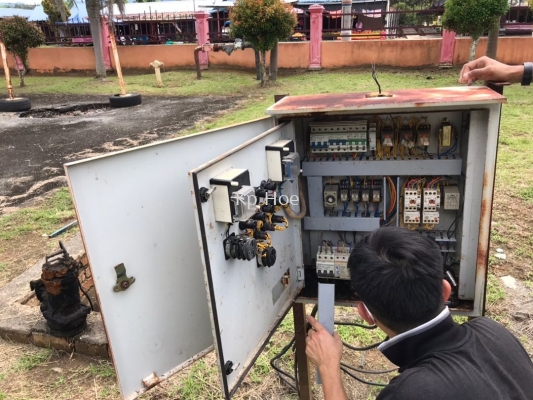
[30,242,91,337]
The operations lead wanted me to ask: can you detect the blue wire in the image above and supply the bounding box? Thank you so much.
[359,152,364,160]
[343,202,348,216]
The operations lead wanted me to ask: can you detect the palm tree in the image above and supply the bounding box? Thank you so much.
[51,0,126,79]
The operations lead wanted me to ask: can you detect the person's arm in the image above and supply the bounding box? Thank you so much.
[459,56,526,86]
[306,315,349,400]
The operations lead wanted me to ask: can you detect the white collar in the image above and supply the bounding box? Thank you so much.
[378,307,450,352]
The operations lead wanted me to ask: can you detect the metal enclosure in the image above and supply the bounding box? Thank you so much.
[66,86,504,400]
[189,123,303,397]
[65,118,274,399]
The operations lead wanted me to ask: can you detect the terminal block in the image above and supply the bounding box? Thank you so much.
[316,246,335,278]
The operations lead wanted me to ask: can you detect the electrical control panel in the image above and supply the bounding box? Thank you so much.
[66,87,503,400]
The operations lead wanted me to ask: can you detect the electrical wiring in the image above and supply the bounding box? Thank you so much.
[340,367,388,387]
[343,339,384,351]
[341,362,397,375]
[271,303,392,393]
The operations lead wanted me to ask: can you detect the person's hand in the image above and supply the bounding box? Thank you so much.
[460,56,524,86]
[306,315,343,370]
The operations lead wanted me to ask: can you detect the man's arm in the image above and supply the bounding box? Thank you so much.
[459,56,525,86]
[306,315,349,400]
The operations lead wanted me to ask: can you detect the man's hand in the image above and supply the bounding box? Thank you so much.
[306,315,343,369]
[460,56,523,86]
[306,315,348,400]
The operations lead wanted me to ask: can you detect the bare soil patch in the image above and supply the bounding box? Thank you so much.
[0,94,241,214]
[490,188,533,279]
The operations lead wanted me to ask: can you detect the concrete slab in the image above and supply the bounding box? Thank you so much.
[0,234,109,358]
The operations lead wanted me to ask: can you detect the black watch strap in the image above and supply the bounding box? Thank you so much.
[522,62,533,86]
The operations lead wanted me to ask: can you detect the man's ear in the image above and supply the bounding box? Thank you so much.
[357,302,376,325]
[443,279,452,303]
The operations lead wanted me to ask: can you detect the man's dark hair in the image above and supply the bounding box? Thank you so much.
[349,227,444,333]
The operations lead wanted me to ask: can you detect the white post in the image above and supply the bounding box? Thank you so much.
[341,0,352,42]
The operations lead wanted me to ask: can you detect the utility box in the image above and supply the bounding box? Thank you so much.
[65,86,505,400]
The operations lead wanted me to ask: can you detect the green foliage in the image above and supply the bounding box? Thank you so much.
[443,0,509,40]
[230,0,297,53]
[0,188,75,241]
[42,0,71,23]
[0,16,45,69]
[86,362,116,378]
[15,349,53,371]
[486,274,506,305]
[390,0,435,26]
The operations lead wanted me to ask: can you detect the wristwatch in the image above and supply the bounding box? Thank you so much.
[522,62,533,86]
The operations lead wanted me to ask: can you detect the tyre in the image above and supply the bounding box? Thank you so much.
[0,97,31,112]
[109,93,142,108]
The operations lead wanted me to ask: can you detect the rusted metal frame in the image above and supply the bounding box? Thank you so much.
[108,29,127,95]
[0,40,14,100]
[293,302,312,400]
[475,103,502,317]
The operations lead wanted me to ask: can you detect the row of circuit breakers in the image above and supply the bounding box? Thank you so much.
[202,117,462,283]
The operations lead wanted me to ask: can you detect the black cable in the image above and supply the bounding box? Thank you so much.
[341,362,397,375]
[342,339,385,351]
[334,321,377,329]
[270,337,298,392]
[341,366,387,387]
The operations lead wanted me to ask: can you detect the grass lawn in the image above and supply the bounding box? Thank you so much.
[1,68,532,399]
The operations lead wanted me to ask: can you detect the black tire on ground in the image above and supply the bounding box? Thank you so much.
[0,97,31,112]
[109,93,142,108]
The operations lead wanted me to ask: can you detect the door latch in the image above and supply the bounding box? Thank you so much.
[113,263,135,292]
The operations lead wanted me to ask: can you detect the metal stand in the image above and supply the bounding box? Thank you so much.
[293,302,312,400]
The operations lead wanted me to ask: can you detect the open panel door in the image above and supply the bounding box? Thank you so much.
[189,122,304,398]
[65,118,275,399]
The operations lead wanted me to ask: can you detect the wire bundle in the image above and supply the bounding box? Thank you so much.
[270,306,397,395]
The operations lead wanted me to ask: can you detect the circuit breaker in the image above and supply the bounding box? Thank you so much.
[65,87,504,400]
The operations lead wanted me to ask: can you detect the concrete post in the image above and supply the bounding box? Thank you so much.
[100,17,112,70]
[309,4,324,71]
[439,29,456,68]
[195,11,210,70]
[341,0,352,42]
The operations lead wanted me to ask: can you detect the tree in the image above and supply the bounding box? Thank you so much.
[43,0,71,24]
[442,0,508,61]
[53,0,126,79]
[0,16,45,86]
[230,0,296,86]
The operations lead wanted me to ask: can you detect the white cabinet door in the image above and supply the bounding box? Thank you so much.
[65,118,275,399]
[189,122,304,398]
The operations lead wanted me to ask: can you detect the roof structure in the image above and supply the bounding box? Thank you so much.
[0,7,33,18]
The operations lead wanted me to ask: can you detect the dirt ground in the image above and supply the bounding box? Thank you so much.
[0,94,240,213]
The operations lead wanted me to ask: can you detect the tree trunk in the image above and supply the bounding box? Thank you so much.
[18,67,26,87]
[254,49,261,81]
[260,50,267,87]
[269,42,278,82]
[486,19,500,59]
[469,37,480,62]
[86,0,106,79]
